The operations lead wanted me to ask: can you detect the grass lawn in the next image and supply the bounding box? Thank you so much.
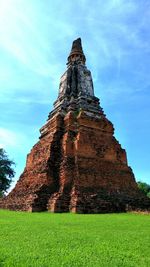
[0,210,150,267]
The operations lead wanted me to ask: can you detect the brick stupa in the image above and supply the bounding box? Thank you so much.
[1,38,150,212]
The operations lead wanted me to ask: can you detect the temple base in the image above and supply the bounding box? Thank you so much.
[0,110,150,213]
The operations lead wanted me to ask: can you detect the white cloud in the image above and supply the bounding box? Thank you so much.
[0,127,27,149]
[0,128,18,148]
[0,0,149,101]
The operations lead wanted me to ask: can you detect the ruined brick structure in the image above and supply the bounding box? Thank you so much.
[1,38,150,212]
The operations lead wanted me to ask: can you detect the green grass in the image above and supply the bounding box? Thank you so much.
[0,210,150,267]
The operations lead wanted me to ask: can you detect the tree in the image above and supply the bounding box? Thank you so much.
[137,181,150,198]
[0,148,15,197]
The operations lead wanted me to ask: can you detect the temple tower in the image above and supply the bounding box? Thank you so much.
[1,38,150,212]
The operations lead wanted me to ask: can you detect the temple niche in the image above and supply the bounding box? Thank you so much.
[0,38,150,213]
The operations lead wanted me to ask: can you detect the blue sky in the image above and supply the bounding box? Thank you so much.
[0,0,150,190]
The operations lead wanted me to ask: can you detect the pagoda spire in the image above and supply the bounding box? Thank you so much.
[50,38,102,118]
[67,38,86,65]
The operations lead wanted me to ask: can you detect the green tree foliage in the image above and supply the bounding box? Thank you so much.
[137,181,150,198]
[0,148,15,196]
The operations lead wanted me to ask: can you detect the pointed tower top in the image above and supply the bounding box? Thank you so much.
[67,38,86,65]
[70,38,83,54]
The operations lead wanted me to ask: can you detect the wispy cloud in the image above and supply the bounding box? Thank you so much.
[0,127,23,148]
[1,0,149,102]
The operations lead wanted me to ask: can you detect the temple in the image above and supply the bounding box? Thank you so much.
[0,38,150,212]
